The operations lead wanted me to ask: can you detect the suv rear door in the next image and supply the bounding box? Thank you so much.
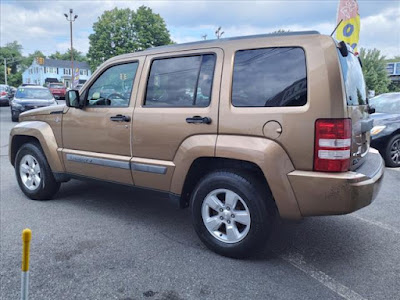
[337,47,372,169]
[130,48,223,191]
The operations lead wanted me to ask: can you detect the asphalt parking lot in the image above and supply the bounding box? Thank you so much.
[0,105,399,300]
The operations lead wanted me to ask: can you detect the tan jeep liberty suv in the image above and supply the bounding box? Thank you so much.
[9,31,384,258]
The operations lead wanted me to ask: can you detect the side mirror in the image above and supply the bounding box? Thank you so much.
[66,90,80,108]
[368,105,376,114]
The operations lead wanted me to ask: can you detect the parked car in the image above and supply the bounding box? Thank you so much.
[9,32,384,258]
[0,84,12,106]
[10,86,58,122]
[48,82,66,99]
[370,92,400,167]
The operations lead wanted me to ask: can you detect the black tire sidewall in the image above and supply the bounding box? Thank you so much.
[191,171,273,258]
[385,134,400,167]
[15,143,59,200]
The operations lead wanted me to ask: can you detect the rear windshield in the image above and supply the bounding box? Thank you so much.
[50,83,64,88]
[16,88,53,100]
[337,50,367,106]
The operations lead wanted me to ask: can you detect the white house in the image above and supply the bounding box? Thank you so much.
[22,58,92,88]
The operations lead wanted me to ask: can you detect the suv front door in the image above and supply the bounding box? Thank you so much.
[62,59,143,185]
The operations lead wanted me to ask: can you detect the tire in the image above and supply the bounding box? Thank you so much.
[385,134,400,167]
[15,143,60,200]
[191,170,275,258]
[11,111,18,122]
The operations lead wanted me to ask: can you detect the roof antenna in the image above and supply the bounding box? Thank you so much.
[330,19,343,37]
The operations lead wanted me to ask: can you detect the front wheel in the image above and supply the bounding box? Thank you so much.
[385,134,400,167]
[15,143,60,200]
[191,170,275,258]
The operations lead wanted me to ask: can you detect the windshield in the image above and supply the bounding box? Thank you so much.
[50,84,64,88]
[369,94,400,114]
[15,88,53,100]
[337,50,367,106]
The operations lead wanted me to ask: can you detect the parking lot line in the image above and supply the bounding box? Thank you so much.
[351,214,400,235]
[279,251,367,300]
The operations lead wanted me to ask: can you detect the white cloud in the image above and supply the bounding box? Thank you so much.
[0,0,399,58]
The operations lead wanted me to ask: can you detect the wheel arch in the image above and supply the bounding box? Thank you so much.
[9,122,64,173]
[171,135,302,220]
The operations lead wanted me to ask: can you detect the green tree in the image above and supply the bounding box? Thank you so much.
[87,6,173,70]
[0,41,24,86]
[359,48,391,95]
[22,50,46,69]
[49,49,87,62]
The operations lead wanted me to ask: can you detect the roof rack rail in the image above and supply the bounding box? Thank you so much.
[147,30,320,51]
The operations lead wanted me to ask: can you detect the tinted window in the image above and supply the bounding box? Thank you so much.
[337,50,367,106]
[232,48,307,107]
[87,62,138,107]
[15,88,53,100]
[145,54,216,107]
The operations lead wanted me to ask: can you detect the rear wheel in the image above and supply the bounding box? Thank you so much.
[191,170,275,258]
[15,143,60,200]
[385,134,400,167]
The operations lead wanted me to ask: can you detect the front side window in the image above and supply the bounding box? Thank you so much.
[232,47,307,107]
[86,62,138,107]
[144,54,216,107]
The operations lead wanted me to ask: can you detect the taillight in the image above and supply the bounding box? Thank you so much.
[314,119,352,172]
[0,91,7,96]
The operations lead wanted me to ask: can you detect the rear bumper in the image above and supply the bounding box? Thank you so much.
[288,148,384,217]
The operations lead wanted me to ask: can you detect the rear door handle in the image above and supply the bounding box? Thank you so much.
[110,114,131,122]
[186,116,212,124]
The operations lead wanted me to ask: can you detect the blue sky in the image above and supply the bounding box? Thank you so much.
[1,0,399,58]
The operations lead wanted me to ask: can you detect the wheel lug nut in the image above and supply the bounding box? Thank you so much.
[219,208,223,212]
[220,216,223,220]
[231,214,235,218]
[227,220,231,224]
[226,207,230,211]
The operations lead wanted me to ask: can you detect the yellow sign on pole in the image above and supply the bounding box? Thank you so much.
[335,0,360,52]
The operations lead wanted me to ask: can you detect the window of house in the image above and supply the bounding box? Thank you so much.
[232,47,307,107]
[86,62,138,107]
[144,54,216,107]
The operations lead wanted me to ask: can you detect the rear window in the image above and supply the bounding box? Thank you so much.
[337,50,367,106]
[232,47,307,107]
[50,83,64,88]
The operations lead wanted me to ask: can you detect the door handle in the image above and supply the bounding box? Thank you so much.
[110,114,131,122]
[186,116,212,124]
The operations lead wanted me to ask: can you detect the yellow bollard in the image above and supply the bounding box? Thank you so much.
[21,228,32,300]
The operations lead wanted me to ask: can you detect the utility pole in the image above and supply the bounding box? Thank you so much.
[3,58,7,85]
[215,27,224,39]
[64,9,78,89]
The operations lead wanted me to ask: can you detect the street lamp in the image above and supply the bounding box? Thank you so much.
[64,9,78,89]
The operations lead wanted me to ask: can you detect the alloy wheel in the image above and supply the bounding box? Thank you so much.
[19,154,41,191]
[201,188,251,244]
[390,138,400,165]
